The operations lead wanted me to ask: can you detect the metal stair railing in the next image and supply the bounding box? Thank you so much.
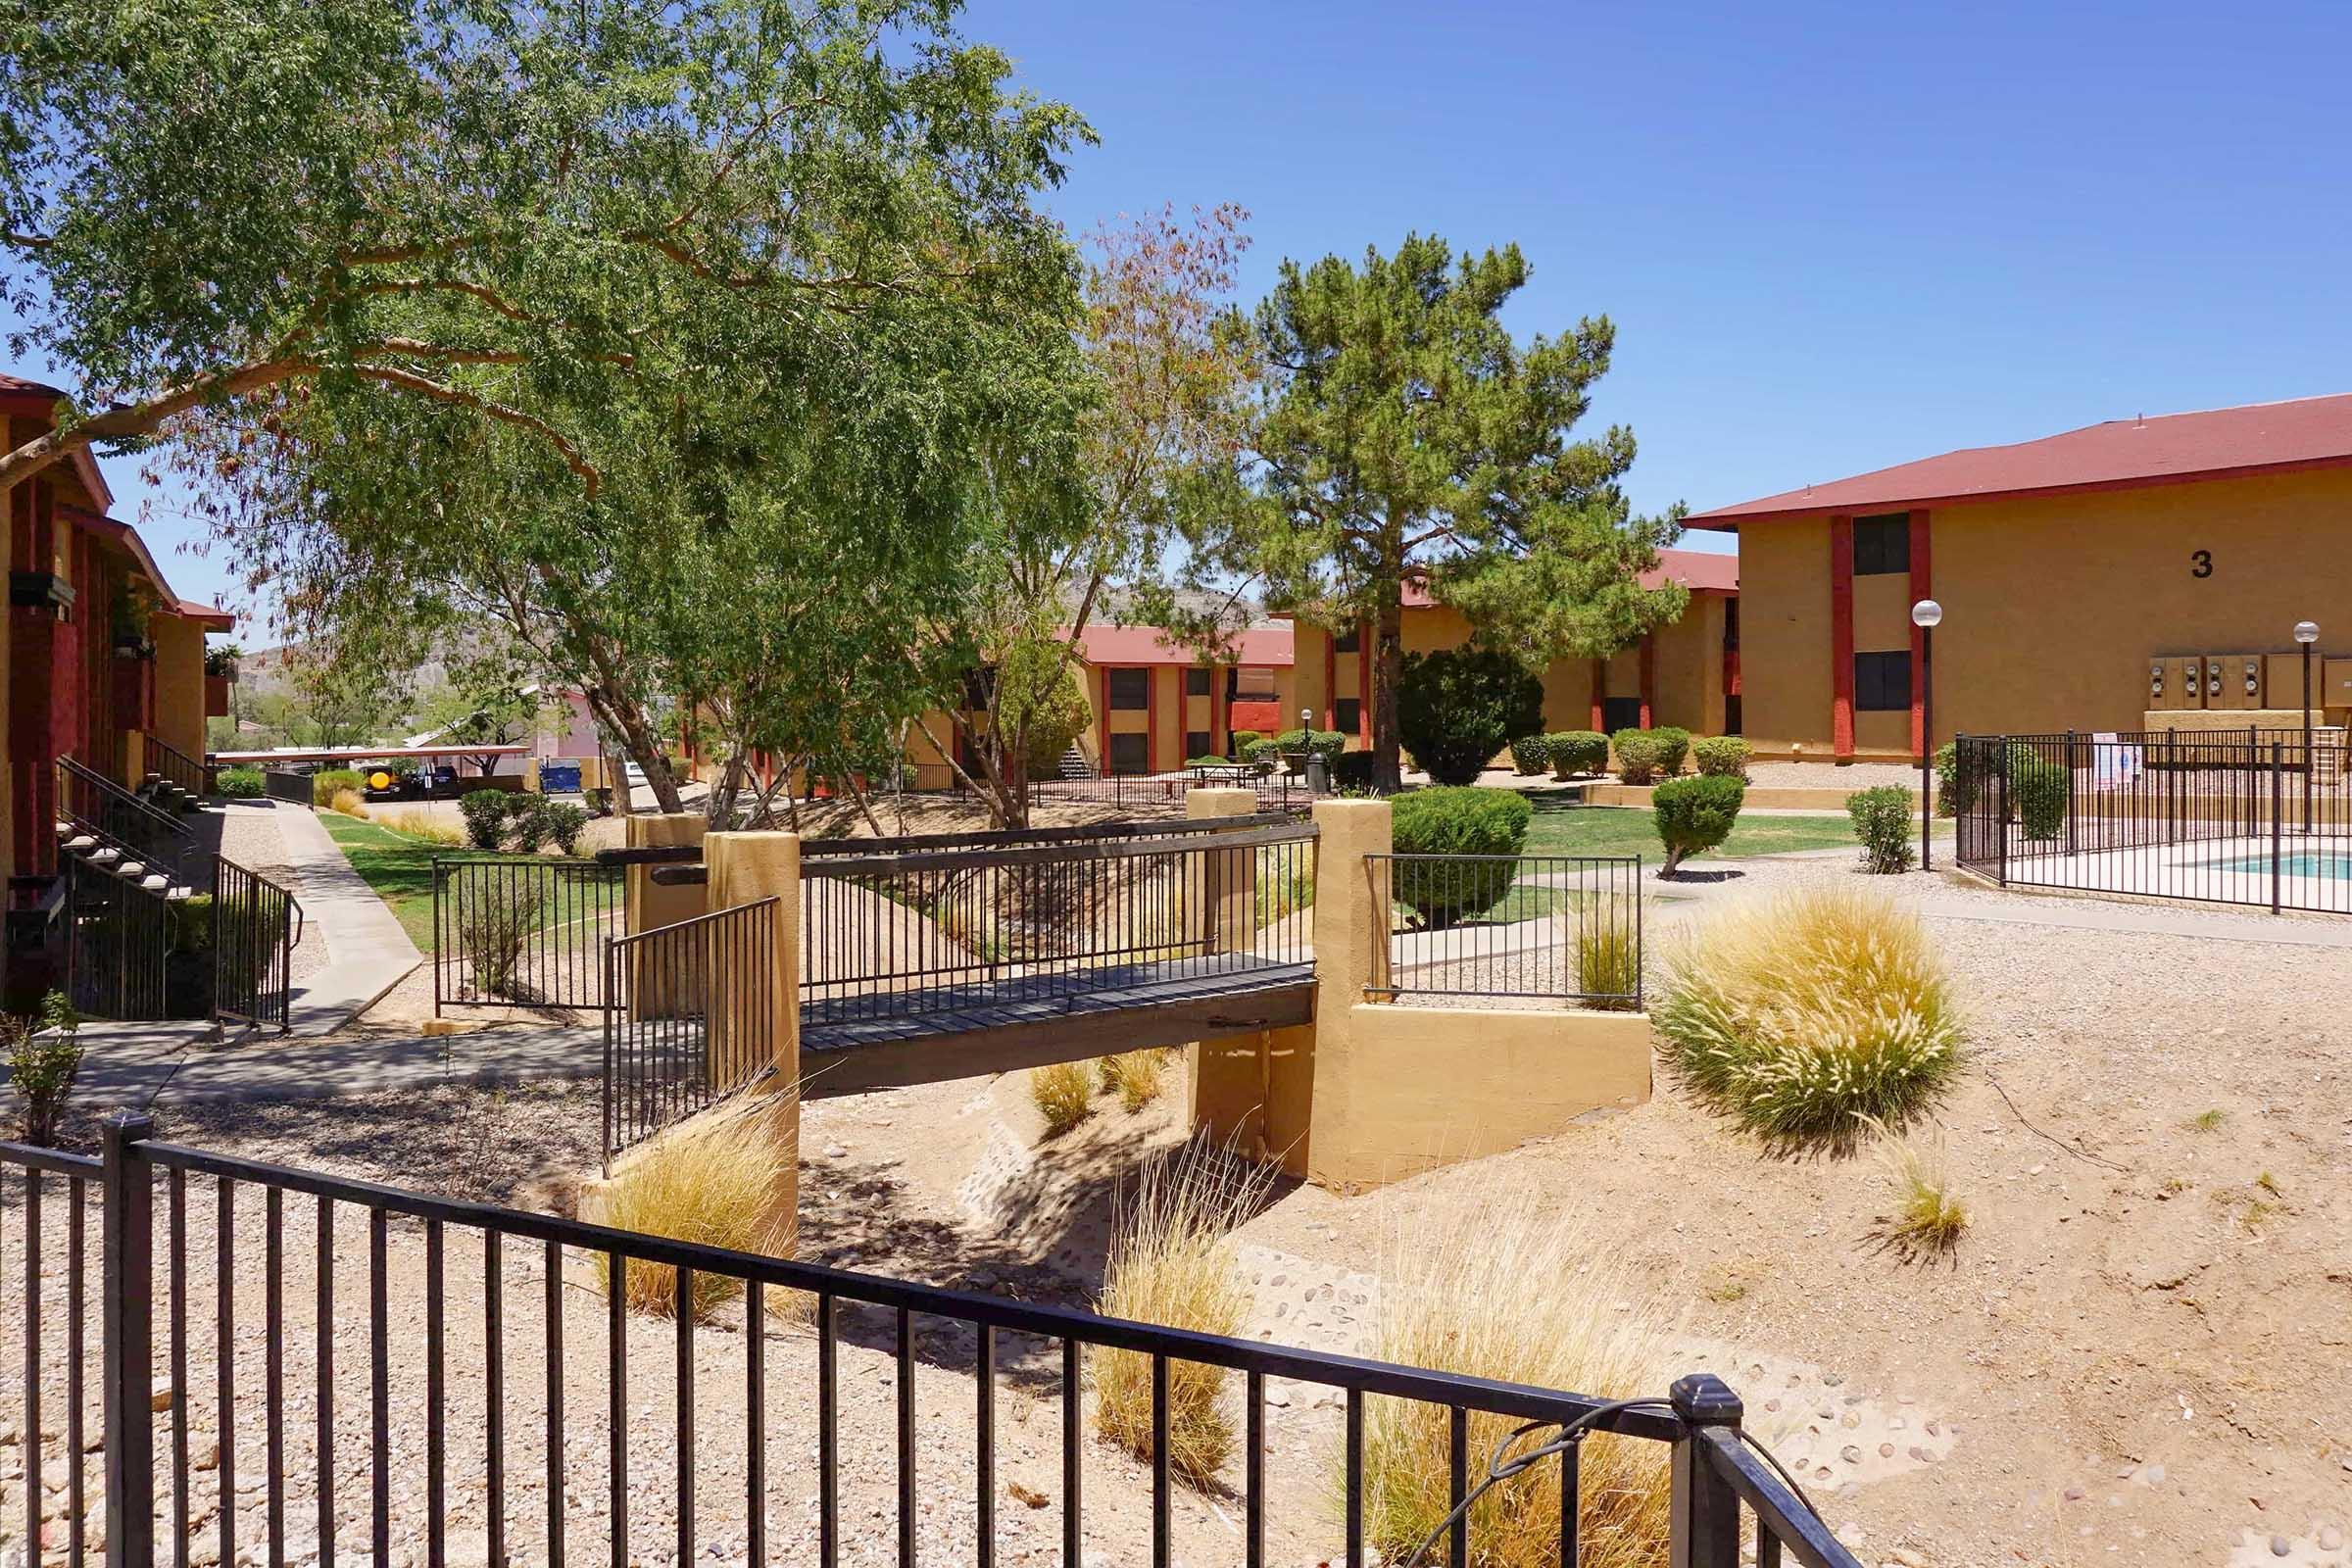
[56,755,194,876]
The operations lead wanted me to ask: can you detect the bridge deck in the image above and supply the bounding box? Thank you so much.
[799,954,1317,1099]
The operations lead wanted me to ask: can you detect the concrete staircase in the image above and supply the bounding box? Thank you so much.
[53,818,198,903]
[133,771,204,816]
[1055,744,1097,781]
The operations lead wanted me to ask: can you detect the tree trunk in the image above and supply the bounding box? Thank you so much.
[583,685,684,814]
[1372,572,1406,794]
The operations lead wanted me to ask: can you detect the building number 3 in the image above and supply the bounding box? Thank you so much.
[2190,549,2213,578]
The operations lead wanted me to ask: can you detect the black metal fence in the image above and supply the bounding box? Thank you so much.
[603,898,780,1162]
[432,857,628,1013]
[56,757,193,880]
[262,769,314,808]
[1366,854,1645,1008]
[801,818,1317,1027]
[1951,730,2351,915]
[211,856,304,1031]
[0,1116,1864,1568]
[62,857,172,1021]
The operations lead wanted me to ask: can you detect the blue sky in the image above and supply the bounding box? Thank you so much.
[10,0,2350,616]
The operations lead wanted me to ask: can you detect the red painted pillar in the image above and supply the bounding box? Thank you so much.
[1210,670,1226,759]
[1830,515,1856,759]
[1357,625,1372,744]
[1146,666,1160,773]
[1638,634,1656,729]
[1321,634,1337,733]
[9,478,73,886]
[1096,666,1110,775]
[1907,510,1934,759]
[1589,659,1606,733]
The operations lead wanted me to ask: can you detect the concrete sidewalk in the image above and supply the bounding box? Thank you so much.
[269,800,424,1034]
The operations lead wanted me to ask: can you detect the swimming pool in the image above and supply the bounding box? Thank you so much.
[2202,851,2352,881]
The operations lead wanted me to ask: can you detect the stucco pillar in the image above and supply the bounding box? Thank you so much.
[121,729,145,791]
[623,811,706,937]
[1186,787,1259,953]
[1302,799,1391,1185]
[704,829,802,1257]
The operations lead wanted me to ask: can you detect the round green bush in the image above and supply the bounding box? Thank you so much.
[1389,787,1533,928]
[1396,647,1544,787]
[2007,744,2070,840]
[1691,736,1752,779]
[1652,774,1744,874]
[1610,729,1670,784]
[1545,731,1608,778]
[459,790,514,851]
[215,765,264,799]
[1648,726,1690,774]
[1229,729,1265,760]
[1506,734,1551,775]
[1845,785,1914,873]
[1933,740,1975,816]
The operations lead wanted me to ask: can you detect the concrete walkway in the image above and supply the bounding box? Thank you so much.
[270,800,425,1035]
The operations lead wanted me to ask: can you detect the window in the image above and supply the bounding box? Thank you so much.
[1333,698,1361,734]
[1722,597,1740,652]
[1107,668,1150,710]
[1851,514,1911,576]
[1332,625,1360,654]
[1602,696,1644,734]
[1107,732,1150,775]
[1229,665,1276,699]
[1853,650,1912,711]
[1184,666,1211,697]
[1186,730,1213,760]
[1724,695,1743,736]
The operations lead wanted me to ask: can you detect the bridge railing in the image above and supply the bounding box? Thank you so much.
[20,1115,1866,1568]
[802,818,1316,1024]
[602,896,780,1163]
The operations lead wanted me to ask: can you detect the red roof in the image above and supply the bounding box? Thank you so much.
[1690,393,2352,527]
[2,373,116,510]
[61,505,234,630]
[1397,546,1738,605]
[1067,624,1295,667]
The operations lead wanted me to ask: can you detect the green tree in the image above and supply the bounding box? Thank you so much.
[1177,234,1687,790]
[1396,646,1544,786]
[12,0,1095,811]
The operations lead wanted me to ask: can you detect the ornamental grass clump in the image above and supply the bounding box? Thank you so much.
[594,1095,800,1321]
[1094,1137,1272,1487]
[1362,1188,1675,1568]
[1653,888,1964,1149]
[1028,1058,1094,1134]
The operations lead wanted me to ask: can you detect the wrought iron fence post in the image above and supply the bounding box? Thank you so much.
[1995,740,2010,887]
[2271,742,2283,915]
[102,1110,158,1567]
[2064,731,2079,858]
[1669,1373,1743,1568]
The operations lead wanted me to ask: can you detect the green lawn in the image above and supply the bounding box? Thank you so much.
[1520,803,1952,864]
[318,811,604,955]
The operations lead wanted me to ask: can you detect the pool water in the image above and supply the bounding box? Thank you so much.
[2206,851,2352,880]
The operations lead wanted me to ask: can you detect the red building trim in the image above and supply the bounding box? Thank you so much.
[1589,659,1606,732]
[1146,666,1160,773]
[1637,634,1656,729]
[1209,675,1226,760]
[1356,630,1371,744]
[1097,665,1110,773]
[1829,514,1856,759]
[1907,510,1933,759]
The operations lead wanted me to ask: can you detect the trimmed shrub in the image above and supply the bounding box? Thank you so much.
[1653,888,1965,1147]
[1029,1059,1093,1135]
[532,799,590,855]
[1506,734,1551,775]
[1847,785,1914,874]
[1648,726,1690,774]
[2008,744,2069,840]
[1933,741,1967,816]
[216,765,264,799]
[1610,729,1670,784]
[1396,647,1544,786]
[1332,750,1376,789]
[1228,729,1264,760]
[459,791,512,851]
[1691,735,1752,780]
[1269,728,1348,767]
[311,767,364,807]
[168,892,214,955]
[1545,731,1609,779]
[595,1096,798,1320]
[1242,737,1282,765]
[1094,1139,1271,1488]
[1363,1187,1673,1568]
[1389,787,1533,927]
[1651,774,1743,875]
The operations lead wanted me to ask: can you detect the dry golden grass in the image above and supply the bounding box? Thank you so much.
[381,808,466,846]
[328,788,370,819]
[1029,1058,1095,1135]
[1362,1188,1677,1568]
[1652,887,1964,1148]
[1575,902,1642,1010]
[593,1095,803,1322]
[1094,1136,1274,1488]
[1863,1116,1968,1255]
[1099,1049,1170,1112]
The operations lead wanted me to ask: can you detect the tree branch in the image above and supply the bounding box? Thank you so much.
[344,365,600,496]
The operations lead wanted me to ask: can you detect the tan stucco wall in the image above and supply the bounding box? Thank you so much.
[1735,466,2352,760]
[149,614,208,765]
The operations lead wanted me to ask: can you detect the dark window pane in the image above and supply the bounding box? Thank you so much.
[1107,732,1150,774]
[1333,698,1362,735]
[1854,650,1912,711]
[1184,667,1211,696]
[1724,695,1743,736]
[1602,696,1644,734]
[1852,514,1911,576]
[1722,597,1740,651]
[1185,730,1212,760]
[1332,625,1360,654]
[1107,668,1150,710]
